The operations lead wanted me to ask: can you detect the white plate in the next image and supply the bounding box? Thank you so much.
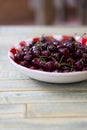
[8,35,87,83]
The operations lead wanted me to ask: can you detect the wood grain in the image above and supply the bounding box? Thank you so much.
[0,118,87,130]
[27,103,87,118]
[0,104,25,118]
[0,91,87,104]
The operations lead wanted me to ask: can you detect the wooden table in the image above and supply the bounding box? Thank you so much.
[0,26,87,129]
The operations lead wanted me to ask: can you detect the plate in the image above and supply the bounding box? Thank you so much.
[8,34,87,83]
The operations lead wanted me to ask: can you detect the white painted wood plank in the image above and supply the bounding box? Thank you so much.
[0,91,86,104]
[0,104,25,118]
[0,79,87,91]
[0,118,87,130]
[0,26,87,40]
[0,62,28,80]
[27,103,87,118]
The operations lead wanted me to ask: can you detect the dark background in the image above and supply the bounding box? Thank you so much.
[0,0,87,26]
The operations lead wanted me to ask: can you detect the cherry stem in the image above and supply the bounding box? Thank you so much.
[61,63,74,68]
[59,55,64,64]
[74,33,86,37]
[78,33,87,41]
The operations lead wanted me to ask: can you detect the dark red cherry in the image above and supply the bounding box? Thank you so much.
[20,61,28,67]
[41,50,50,57]
[24,54,33,61]
[45,61,55,71]
[75,59,84,70]
[10,47,16,54]
[58,48,69,58]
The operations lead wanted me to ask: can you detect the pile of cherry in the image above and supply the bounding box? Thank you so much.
[10,35,87,72]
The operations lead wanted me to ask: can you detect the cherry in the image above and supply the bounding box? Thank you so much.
[14,52,23,61]
[83,53,87,62]
[82,38,87,45]
[40,36,47,43]
[32,58,39,68]
[39,60,46,70]
[24,54,33,61]
[19,41,26,47]
[20,61,28,67]
[42,43,47,50]
[75,49,83,58]
[75,59,84,70]
[47,44,57,52]
[63,41,75,51]
[33,37,39,43]
[41,50,50,57]
[58,48,69,58]
[32,50,40,57]
[45,61,55,72]
[67,58,75,65]
[22,46,29,52]
[10,47,16,54]
[62,36,71,41]
[83,67,87,71]
[52,53,60,61]
[11,35,87,73]
[57,44,64,49]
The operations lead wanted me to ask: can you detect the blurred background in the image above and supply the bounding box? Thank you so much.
[0,0,87,26]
